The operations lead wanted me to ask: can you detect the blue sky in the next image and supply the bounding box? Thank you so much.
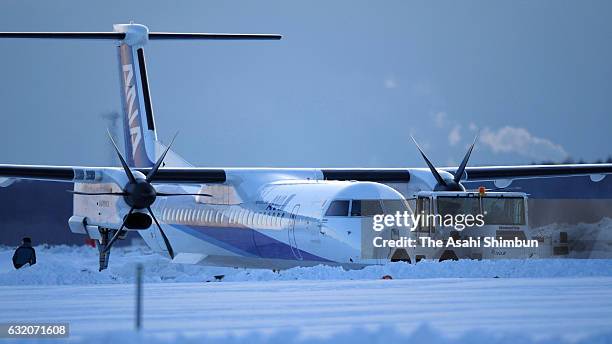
[0,0,611,168]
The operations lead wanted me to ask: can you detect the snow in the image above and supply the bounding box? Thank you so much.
[1,245,612,343]
[3,325,612,344]
[0,277,611,343]
[531,217,612,258]
[2,244,612,285]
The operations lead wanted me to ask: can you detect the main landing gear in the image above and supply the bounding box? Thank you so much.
[97,228,126,271]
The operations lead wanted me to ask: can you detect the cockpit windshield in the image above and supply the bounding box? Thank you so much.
[381,199,410,214]
[349,200,383,216]
[325,199,410,217]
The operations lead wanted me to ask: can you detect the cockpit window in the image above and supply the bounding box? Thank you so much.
[350,200,383,216]
[350,200,361,216]
[325,200,350,216]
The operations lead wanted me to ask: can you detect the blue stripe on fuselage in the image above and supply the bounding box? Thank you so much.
[172,224,332,262]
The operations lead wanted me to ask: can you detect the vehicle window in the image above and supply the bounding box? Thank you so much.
[325,200,350,216]
[482,197,525,225]
[416,197,431,232]
[437,197,480,217]
[416,197,430,215]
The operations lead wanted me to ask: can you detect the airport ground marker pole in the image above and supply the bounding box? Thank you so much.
[135,264,143,330]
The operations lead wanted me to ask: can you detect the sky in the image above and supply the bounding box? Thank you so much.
[0,0,611,168]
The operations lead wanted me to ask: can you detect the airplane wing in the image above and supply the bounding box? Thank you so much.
[453,164,612,181]
[0,165,226,183]
[2,163,612,184]
[321,164,612,182]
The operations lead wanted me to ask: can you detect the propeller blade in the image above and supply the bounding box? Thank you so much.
[454,134,479,183]
[147,207,175,259]
[156,192,213,197]
[107,129,136,184]
[410,136,447,186]
[67,190,128,196]
[147,132,178,182]
[102,207,135,254]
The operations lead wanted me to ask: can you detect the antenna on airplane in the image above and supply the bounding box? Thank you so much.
[101,112,120,165]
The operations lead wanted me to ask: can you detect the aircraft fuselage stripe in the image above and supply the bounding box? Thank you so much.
[173,224,332,262]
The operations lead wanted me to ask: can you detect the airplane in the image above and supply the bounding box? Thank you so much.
[1,23,611,271]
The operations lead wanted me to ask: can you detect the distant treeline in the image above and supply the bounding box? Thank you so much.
[533,156,612,165]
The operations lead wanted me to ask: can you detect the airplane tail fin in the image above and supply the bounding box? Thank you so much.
[114,24,157,167]
[114,24,282,167]
[0,24,281,167]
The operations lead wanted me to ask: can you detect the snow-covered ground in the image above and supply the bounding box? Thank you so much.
[2,245,612,284]
[0,245,611,343]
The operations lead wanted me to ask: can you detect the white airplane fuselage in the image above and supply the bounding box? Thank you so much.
[70,167,446,269]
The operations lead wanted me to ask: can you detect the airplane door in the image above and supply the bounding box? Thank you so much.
[288,204,303,260]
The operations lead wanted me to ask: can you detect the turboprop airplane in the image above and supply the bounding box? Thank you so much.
[1,23,612,271]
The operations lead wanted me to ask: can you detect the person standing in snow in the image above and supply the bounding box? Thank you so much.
[12,237,36,269]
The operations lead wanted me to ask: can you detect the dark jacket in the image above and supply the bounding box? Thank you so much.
[12,243,36,269]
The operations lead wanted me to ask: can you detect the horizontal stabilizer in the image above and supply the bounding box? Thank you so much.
[0,32,281,40]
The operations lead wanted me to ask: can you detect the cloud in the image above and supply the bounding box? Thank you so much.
[480,126,568,161]
[384,77,397,89]
[434,112,447,128]
[448,125,461,146]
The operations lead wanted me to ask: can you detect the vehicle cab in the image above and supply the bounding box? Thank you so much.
[411,190,533,260]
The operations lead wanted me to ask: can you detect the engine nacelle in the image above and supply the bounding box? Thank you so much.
[124,212,152,230]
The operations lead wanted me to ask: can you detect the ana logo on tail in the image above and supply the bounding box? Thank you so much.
[122,63,142,157]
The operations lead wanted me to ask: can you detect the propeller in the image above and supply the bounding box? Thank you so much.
[72,131,212,259]
[411,134,479,191]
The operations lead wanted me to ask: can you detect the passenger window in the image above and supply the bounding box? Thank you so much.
[325,200,350,216]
